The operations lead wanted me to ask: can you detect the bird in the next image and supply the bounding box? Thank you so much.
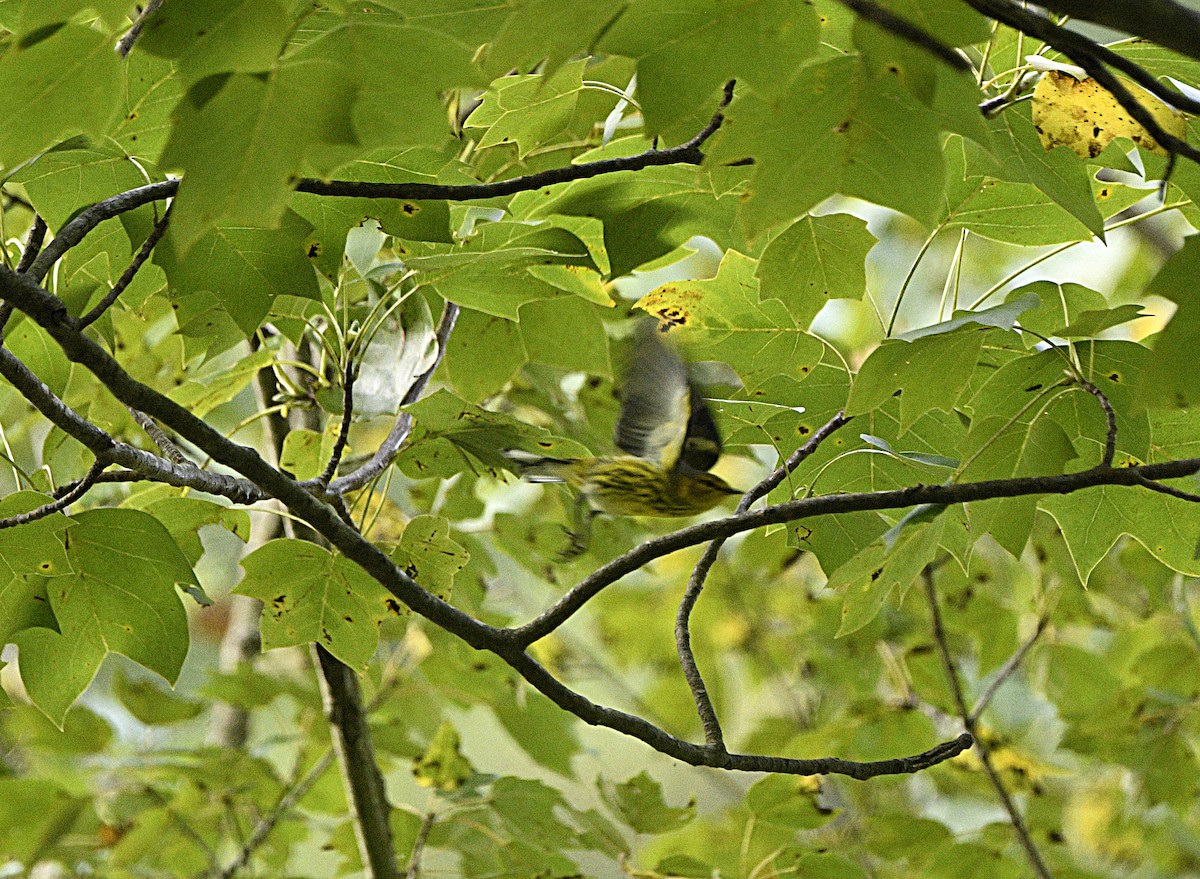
[505,320,740,557]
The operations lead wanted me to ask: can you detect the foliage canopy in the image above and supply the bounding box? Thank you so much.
[3,1,1200,877]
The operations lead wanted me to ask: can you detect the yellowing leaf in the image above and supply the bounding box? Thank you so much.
[1032,71,1187,159]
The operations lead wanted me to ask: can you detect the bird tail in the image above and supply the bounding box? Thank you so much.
[503,449,576,483]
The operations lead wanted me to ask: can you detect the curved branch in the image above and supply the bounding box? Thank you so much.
[1036,0,1200,67]
[79,201,174,328]
[0,456,108,528]
[832,0,970,70]
[922,567,1052,879]
[26,86,736,285]
[967,0,1200,166]
[675,412,852,749]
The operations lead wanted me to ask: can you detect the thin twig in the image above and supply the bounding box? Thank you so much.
[0,215,47,333]
[317,360,356,487]
[0,456,108,528]
[78,202,173,328]
[969,617,1047,723]
[25,83,739,285]
[922,566,1053,879]
[674,412,851,749]
[833,0,971,70]
[129,406,188,465]
[404,811,438,879]
[15,215,46,274]
[1130,472,1200,503]
[116,0,165,58]
[1075,376,1117,468]
[215,750,337,879]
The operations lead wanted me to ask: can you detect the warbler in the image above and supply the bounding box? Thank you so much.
[506,322,740,556]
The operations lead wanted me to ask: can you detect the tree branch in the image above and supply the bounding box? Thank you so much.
[675,412,852,749]
[832,0,971,70]
[966,0,1200,166]
[215,749,336,879]
[23,84,737,286]
[922,566,1052,879]
[1036,0,1200,66]
[117,0,165,58]
[78,201,173,328]
[325,302,459,496]
[314,645,398,879]
[0,456,108,528]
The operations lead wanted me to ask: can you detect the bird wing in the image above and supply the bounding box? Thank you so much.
[614,323,723,472]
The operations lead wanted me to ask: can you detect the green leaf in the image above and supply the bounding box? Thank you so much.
[109,52,182,166]
[154,210,320,336]
[511,150,749,276]
[136,0,292,83]
[160,62,356,250]
[112,666,205,725]
[847,331,984,431]
[638,250,823,392]
[134,495,252,567]
[600,0,819,140]
[14,508,193,725]
[236,539,397,670]
[13,147,149,231]
[289,13,481,150]
[403,219,595,320]
[481,0,625,76]
[1136,234,1200,408]
[442,308,528,402]
[412,720,474,791]
[467,60,587,157]
[400,389,583,479]
[983,106,1106,239]
[958,415,1077,556]
[1041,485,1200,583]
[832,513,945,637]
[599,771,695,834]
[756,213,878,327]
[1056,304,1148,338]
[0,778,89,862]
[519,296,613,378]
[712,56,944,230]
[389,515,468,601]
[0,24,122,169]
[941,136,1095,246]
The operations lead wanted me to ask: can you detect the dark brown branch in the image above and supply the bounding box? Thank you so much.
[0,215,47,333]
[24,84,737,285]
[922,567,1052,879]
[78,202,173,328]
[314,645,398,879]
[1130,472,1200,502]
[129,406,188,466]
[26,180,176,283]
[214,749,336,879]
[0,456,108,528]
[675,412,852,749]
[1036,0,1200,67]
[403,811,437,879]
[15,215,46,274]
[317,360,356,487]
[966,0,1200,167]
[833,0,971,70]
[1076,376,1117,468]
[0,265,973,780]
